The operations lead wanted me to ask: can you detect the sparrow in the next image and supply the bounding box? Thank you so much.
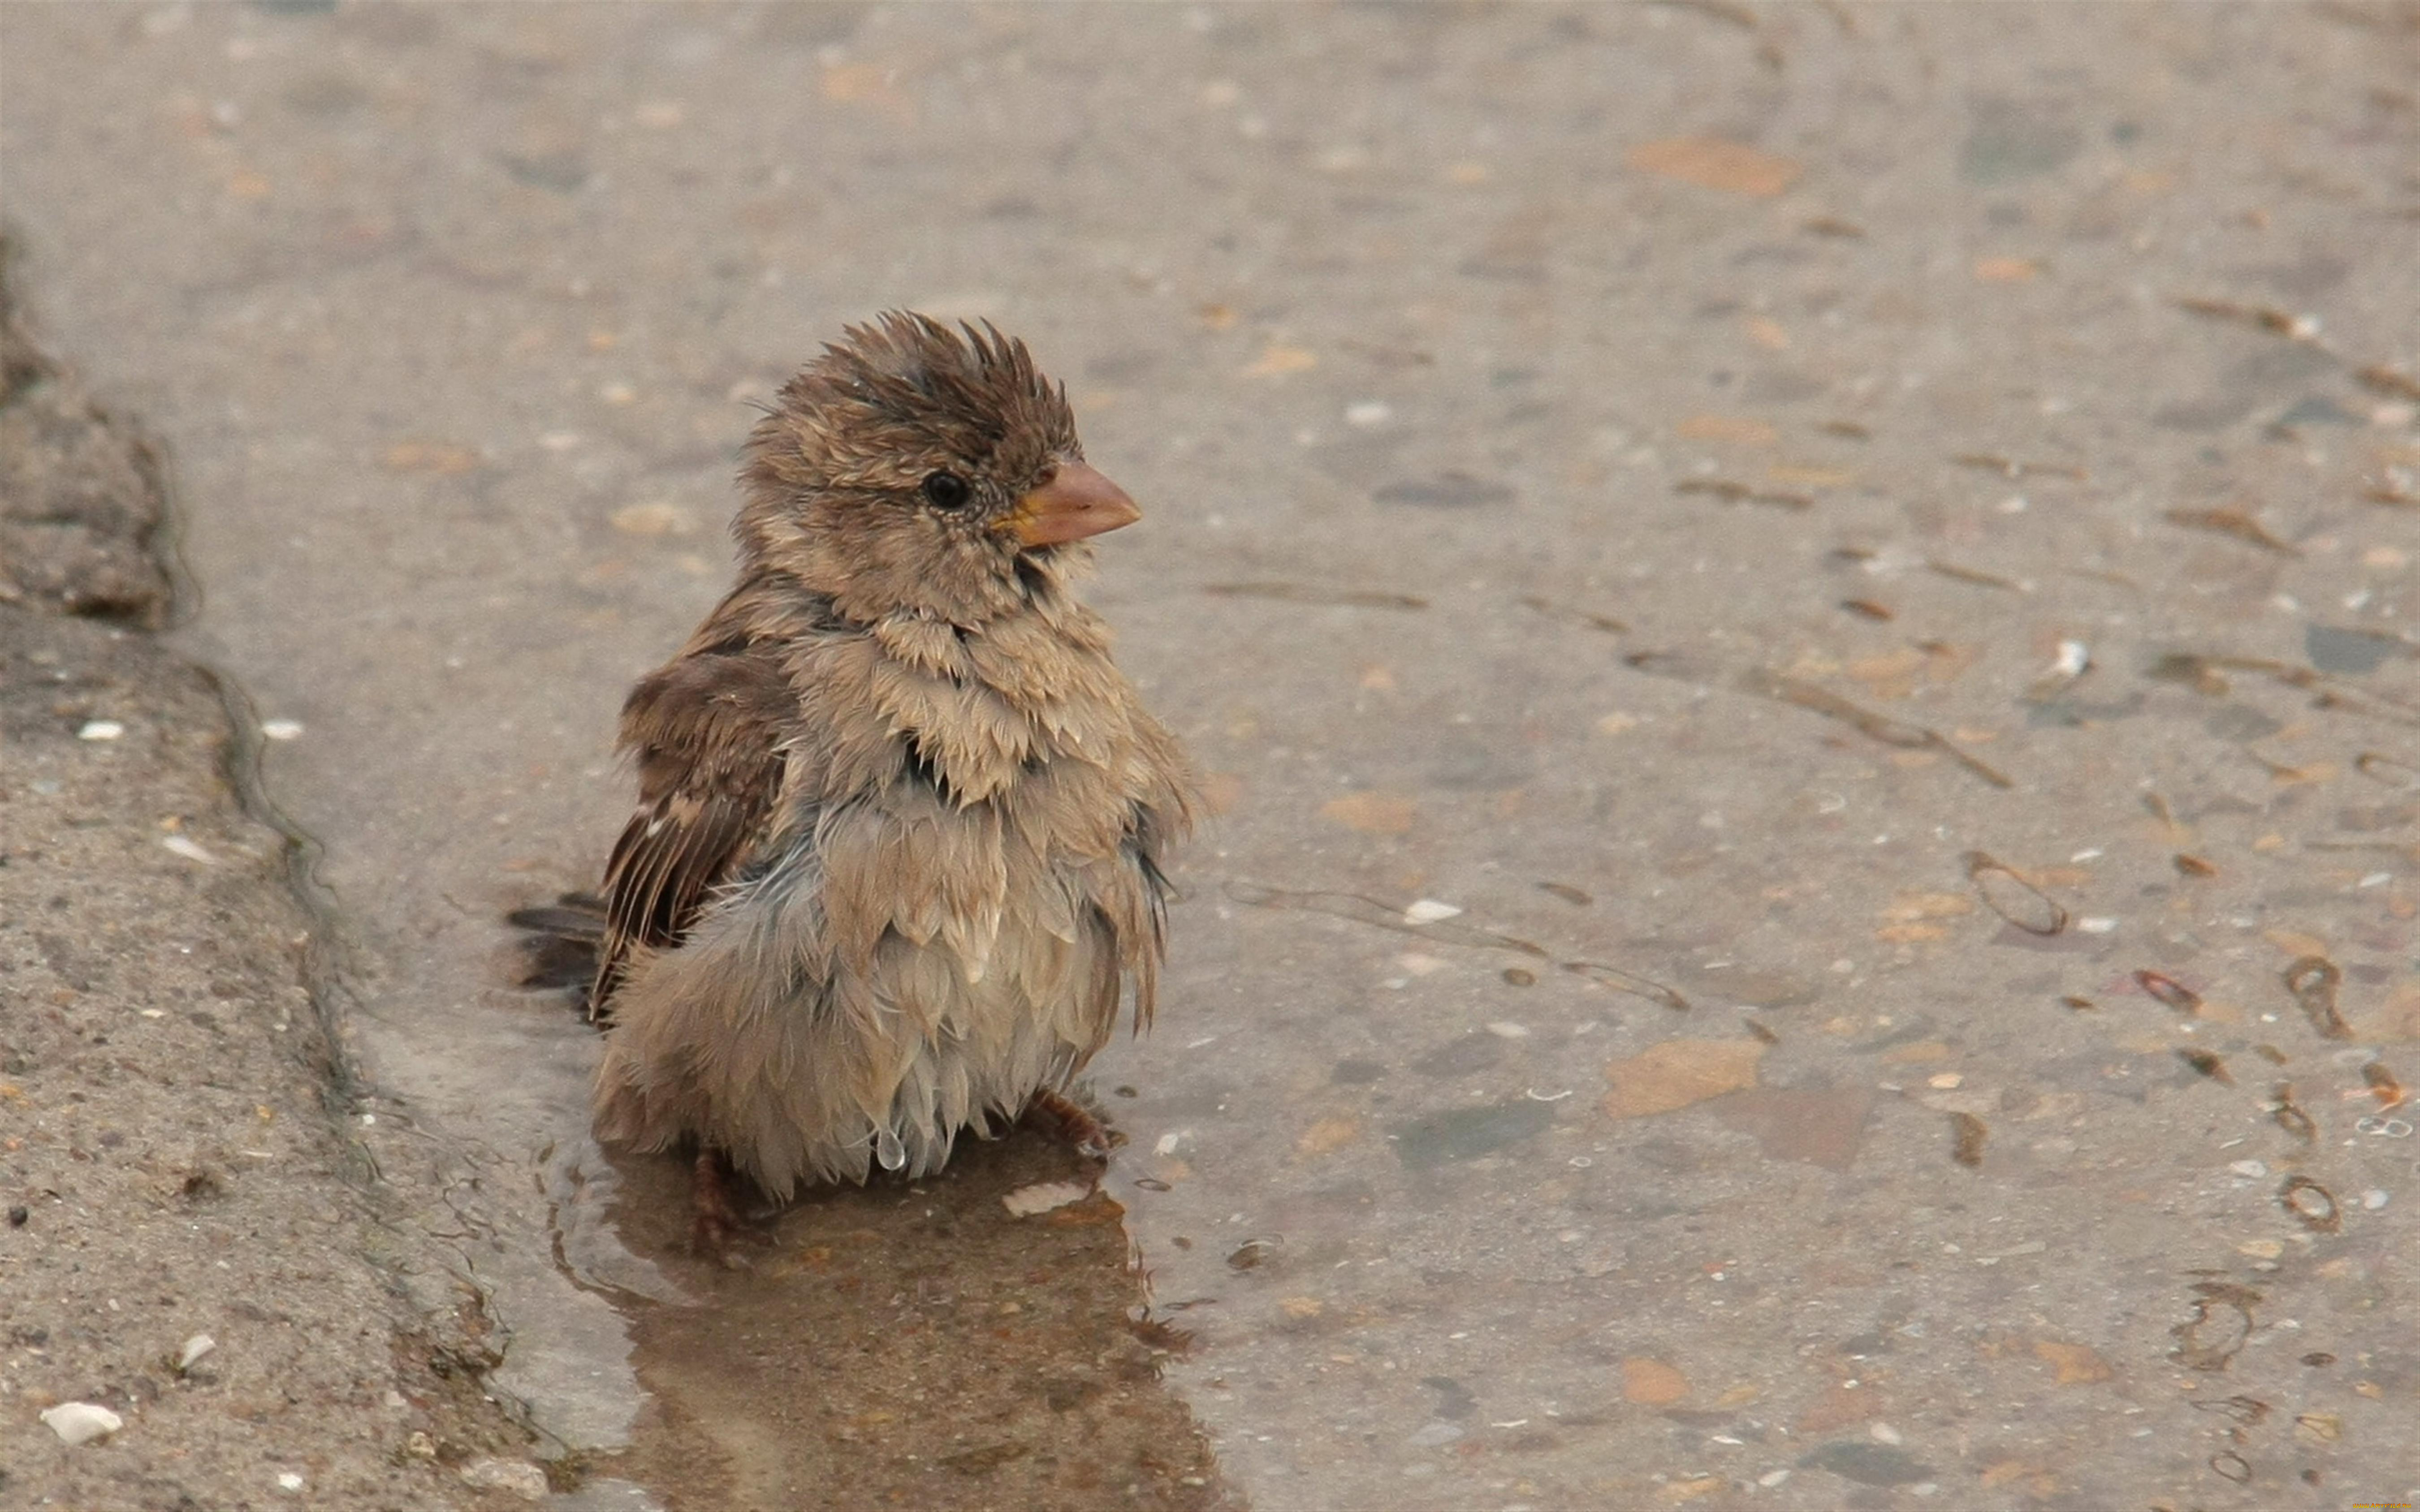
[563,314,1193,1245]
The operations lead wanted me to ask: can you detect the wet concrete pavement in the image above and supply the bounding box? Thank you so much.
[5,2,2417,1507]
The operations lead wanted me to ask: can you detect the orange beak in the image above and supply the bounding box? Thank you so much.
[998,461,1141,548]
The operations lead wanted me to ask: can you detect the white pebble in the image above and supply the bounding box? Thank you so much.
[458,1458,550,1500]
[2229,1160,2269,1178]
[1002,1180,1093,1217]
[1344,400,1392,427]
[1870,1422,1902,1445]
[1403,899,1463,924]
[177,1333,216,1371]
[162,836,216,865]
[1485,1021,1530,1039]
[1759,1469,1791,1487]
[2075,917,2118,934]
[40,1402,123,1445]
[276,1471,305,1492]
[259,719,304,741]
[2363,1189,2390,1210]
[78,719,125,741]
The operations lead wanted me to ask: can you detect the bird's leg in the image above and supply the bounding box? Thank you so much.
[1024,1088,1124,1161]
[688,1146,769,1260]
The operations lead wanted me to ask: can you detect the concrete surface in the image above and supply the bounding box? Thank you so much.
[6,2,2418,1508]
[1,250,544,1510]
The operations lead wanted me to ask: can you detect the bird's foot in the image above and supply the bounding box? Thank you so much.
[689,1149,775,1264]
[1024,1089,1125,1162]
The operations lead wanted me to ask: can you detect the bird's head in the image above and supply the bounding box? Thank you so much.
[736,313,1139,624]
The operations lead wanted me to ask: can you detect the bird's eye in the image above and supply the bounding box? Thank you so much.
[921,471,972,511]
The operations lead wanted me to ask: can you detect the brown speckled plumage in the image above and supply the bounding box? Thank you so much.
[585,314,1192,1207]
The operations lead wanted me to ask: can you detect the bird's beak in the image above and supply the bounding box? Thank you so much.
[997,461,1141,548]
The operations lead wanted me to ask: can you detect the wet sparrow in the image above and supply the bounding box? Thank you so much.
[576,314,1192,1244]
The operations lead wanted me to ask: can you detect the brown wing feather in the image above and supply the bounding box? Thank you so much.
[590,639,796,1021]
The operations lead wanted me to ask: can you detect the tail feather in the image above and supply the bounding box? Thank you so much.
[505,904,607,940]
[508,892,607,1019]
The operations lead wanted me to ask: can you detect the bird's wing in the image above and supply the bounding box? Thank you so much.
[591,641,797,1021]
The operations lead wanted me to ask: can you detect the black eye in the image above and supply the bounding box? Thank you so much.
[921,471,971,511]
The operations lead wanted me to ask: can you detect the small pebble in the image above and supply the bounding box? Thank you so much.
[1403,899,1463,924]
[1001,1180,1092,1217]
[1870,1422,1902,1445]
[276,1473,305,1492]
[2229,1159,2269,1178]
[177,1333,216,1371]
[259,719,304,741]
[78,719,125,741]
[162,836,216,865]
[2075,917,2118,934]
[458,1458,550,1501]
[1485,1021,1530,1039]
[2362,1189,2389,1210]
[1344,400,1393,427]
[40,1402,123,1445]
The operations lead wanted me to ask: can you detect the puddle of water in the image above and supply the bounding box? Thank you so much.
[341,965,658,1455]
[599,1132,1222,1508]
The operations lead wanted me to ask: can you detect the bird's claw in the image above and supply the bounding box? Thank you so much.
[1026,1089,1124,1163]
[689,1148,776,1262]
